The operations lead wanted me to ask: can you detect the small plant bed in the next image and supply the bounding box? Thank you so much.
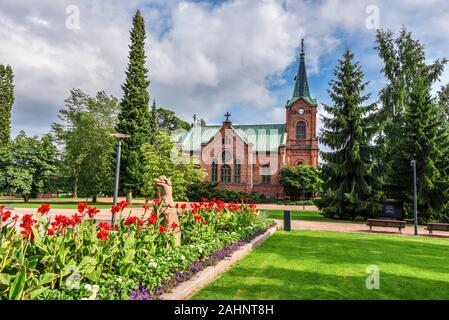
[0,199,271,300]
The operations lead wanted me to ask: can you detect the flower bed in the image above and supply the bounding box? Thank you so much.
[0,198,271,300]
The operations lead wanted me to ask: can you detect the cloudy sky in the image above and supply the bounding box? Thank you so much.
[1,0,449,137]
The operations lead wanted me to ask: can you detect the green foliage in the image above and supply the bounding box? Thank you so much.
[438,83,449,120]
[376,28,449,222]
[0,64,14,146]
[52,89,118,200]
[148,101,190,144]
[0,131,58,201]
[117,10,152,197]
[279,165,322,200]
[317,50,383,219]
[155,107,191,132]
[140,130,206,200]
[186,181,265,203]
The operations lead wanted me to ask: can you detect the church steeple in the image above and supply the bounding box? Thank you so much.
[288,39,316,106]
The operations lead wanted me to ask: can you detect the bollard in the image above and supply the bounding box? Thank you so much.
[284,210,291,231]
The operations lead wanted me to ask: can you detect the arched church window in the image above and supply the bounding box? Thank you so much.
[234,159,241,183]
[211,160,218,182]
[222,150,232,163]
[221,165,231,183]
[296,121,306,140]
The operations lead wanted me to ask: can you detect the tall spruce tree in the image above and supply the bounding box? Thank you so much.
[0,65,14,146]
[376,28,449,221]
[117,10,151,204]
[317,50,383,219]
[438,84,449,120]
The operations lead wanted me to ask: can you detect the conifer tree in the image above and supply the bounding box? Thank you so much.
[0,64,14,146]
[317,50,383,219]
[376,28,449,221]
[116,10,151,204]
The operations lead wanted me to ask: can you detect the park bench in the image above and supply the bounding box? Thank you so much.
[367,218,406,233]
[426,223,449,235]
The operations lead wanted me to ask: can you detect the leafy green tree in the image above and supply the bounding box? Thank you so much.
[52,89,118,202]
[156,107,191,133]
[316,50,383,219]
[279,165,322,200]
[1,131,58,202]
[140,130,206,201]
[117,10,151,204]
[33,134,60,195]
[0,64,14,146]
[376,28,449,221]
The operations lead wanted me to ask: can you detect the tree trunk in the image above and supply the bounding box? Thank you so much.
[92,195,97,203]
[73,177,78,198]
[23,195,29,203]
[126,191,133,205]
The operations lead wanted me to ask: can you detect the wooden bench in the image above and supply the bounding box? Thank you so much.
[426,223,449,235]
[367,218,406,233]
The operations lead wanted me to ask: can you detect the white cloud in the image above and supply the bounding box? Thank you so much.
[0,0,449,137]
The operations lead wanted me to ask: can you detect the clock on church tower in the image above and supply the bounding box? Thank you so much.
[284,39,319,166]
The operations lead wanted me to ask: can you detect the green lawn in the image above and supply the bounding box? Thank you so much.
[192,230,449,300]
[264,209,361,223]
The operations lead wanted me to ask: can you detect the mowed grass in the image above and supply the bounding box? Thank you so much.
[263,210,360,223]
[192,230,449,300]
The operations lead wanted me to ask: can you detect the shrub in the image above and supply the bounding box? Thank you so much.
[186,181,265,203]
[279,165,322,200]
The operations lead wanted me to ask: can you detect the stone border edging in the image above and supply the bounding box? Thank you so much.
[160,225,278,300]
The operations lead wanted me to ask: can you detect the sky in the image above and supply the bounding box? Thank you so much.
[1,0,449,138]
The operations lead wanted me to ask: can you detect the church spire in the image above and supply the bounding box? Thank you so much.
[289,39,315,106]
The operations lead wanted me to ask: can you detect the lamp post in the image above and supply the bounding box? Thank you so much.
[410,160,418,235]
[110,133,130,225]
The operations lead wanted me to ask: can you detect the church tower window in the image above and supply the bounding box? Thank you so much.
[296,121,306,140]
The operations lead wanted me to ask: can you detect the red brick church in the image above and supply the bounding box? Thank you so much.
[177,40,318,197]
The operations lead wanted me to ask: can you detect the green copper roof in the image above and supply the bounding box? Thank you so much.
[287,39,317,106]
[179,124,286,152]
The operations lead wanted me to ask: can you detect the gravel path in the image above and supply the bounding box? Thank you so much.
[275,219,449,238]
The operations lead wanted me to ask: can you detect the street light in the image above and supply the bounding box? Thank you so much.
[410,160,418,235]
[110,133,130,225]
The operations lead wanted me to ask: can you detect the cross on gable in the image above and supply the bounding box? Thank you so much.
[224,112,231,122]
